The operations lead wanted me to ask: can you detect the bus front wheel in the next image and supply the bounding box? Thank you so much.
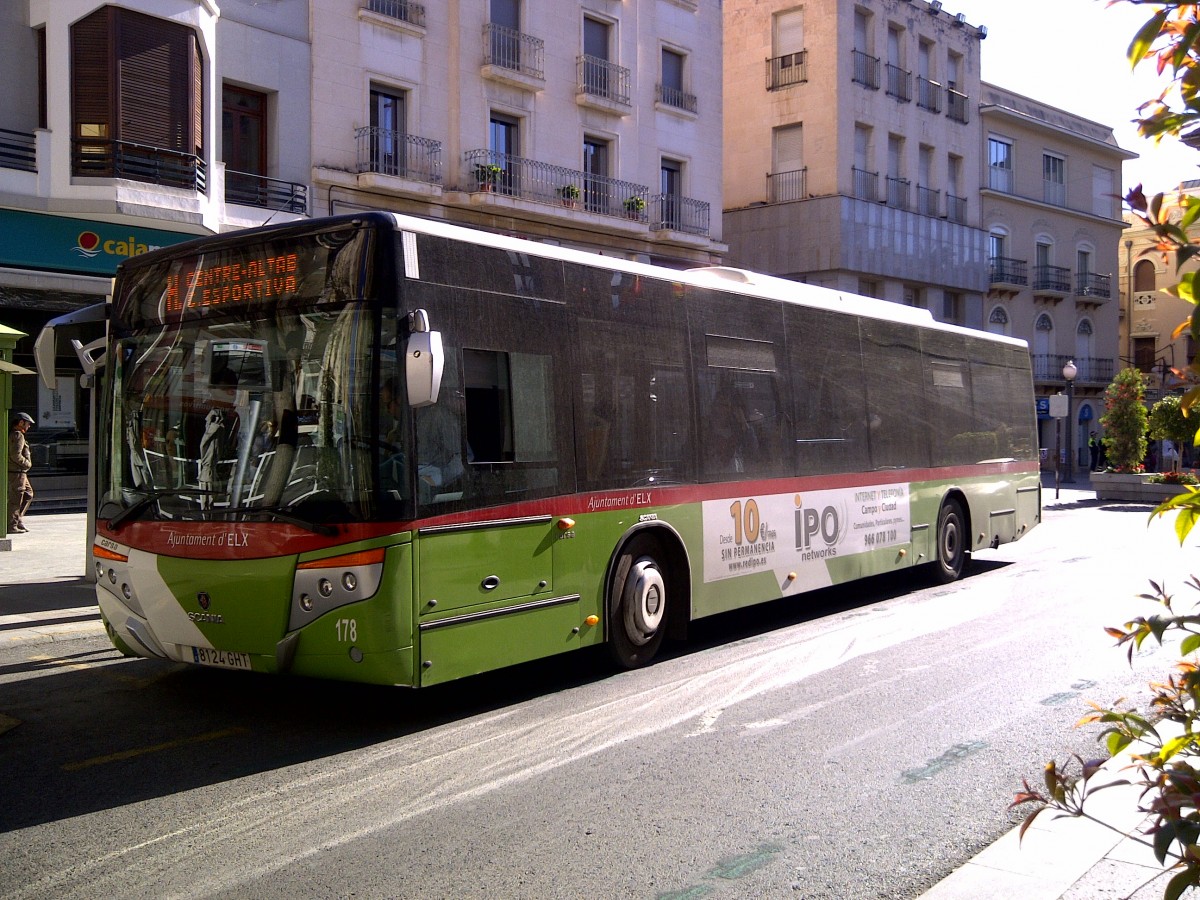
[933,499,967,583]
[609,537,668,668]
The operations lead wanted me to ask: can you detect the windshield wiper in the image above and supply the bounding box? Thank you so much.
[108,490,175,530]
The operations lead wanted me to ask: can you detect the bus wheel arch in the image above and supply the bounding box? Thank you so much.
[605,525,691,668]
[931,491,971,583]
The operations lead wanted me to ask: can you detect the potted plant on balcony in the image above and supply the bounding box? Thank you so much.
[474,163,503,191]
[623,195,646,219]
[557,184,581,207]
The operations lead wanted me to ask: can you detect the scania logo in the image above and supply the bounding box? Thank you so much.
[188,612,224,624]
[197,592,211,610]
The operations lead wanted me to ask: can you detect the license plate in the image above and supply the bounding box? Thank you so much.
[190,646,253,671]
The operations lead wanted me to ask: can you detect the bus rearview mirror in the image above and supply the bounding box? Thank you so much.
[406,329,444,407]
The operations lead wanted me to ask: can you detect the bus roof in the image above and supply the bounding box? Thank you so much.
[382,212,1028,350]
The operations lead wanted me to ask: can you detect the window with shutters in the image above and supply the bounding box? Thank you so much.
[70,6,205,191]
[769,124,804,202]
[768,8,806,89]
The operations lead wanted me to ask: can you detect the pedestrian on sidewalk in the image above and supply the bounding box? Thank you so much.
[8,411,34,534]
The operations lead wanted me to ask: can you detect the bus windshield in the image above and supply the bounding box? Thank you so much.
[97,224,393,528]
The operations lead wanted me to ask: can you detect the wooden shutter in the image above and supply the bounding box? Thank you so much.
[117,9,191,150]
[71,8,112,139]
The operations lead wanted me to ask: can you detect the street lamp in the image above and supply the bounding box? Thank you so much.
[1062,359,1078,483]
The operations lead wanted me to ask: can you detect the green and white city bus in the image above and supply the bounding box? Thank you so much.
[51,212,1041,686]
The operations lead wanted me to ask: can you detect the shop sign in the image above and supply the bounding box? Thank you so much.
[0,208,197,277]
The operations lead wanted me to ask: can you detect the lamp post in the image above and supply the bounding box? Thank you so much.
[1062,359,1078,483]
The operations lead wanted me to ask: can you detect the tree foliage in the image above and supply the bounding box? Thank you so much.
[1150,393,1194,446]
[1101,367,1150,472]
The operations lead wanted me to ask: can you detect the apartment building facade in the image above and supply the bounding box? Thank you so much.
[0,0,724,494]
[980,84,1134,471]
[723,0,986,319]
[721,0,1133,473]
[312,0,724,269]
[1118,180,1200,416]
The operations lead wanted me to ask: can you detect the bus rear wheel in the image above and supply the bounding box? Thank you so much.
[933,499,967,583]
[609,537,668,668]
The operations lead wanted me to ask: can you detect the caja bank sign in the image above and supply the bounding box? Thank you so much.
[0,208,195,277]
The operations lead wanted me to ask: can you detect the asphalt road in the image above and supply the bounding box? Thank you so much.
[0,488,1191,899]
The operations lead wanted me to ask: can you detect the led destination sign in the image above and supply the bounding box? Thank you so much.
[164,252,300,314]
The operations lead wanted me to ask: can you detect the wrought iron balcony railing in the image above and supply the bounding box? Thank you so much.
[767,167,807,203]
[946,193,967,223]
[885,64,911,102]
[656,83,698,113]
[356,128,442,184]
[946,88,969,123]
[852,166,878,202]
[650,193,709,236]
[72,138,206,192]
[1032,264,1071,294]
[1034,354,1112,385]
[766,51,807,90]
[885,175,911,210]
[483,22,544,79]
[1075,272,1111,300]
[989,256,1028,286]
[577,55,631,106]
[225,170,308,214]
[852,50,880,90]
[363,0,425,28]
[917,185,940,217]
[916,77,943,112]
[463,149,657,225]
[0,127,36,172]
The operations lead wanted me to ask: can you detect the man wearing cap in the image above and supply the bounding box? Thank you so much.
[8,412,34,534]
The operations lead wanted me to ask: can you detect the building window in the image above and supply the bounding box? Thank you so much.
[770,124,805,202]
[1092,165,1114,218]
[988,137,1012,193]
[223,85,268,202]
[70,6,204,188]
[659,48,696,112]
[488,112,519,193]
[659,158,683,229]
[1043,152,1066,206]
[987,305,1010,336]
[367,86,406,176]
[858,278,879,298]
[583,136,609,213]
[1134,258,1157,294]
[903,285,923,308]
[1134,336,1156,373]
[943,291,964,324]
[769,8,806,89]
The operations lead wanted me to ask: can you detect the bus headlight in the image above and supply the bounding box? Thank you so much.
[290,548,385,631]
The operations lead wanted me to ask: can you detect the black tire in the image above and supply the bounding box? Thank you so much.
[933,499,967,583]
[608,535,669,668]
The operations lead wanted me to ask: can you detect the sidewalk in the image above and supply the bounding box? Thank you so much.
[0,510,103,645]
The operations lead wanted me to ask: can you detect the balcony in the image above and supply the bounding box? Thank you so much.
[462,149,661,228]
[767,167,807,203]
[482,22,544,89]
[917,185,940,217]
[355,128,442,185]
[225,171,308,214]
[916,77,943,113]
[946,88,970,123]
[885,175,911,210]
[766,51,807,90]
[1032,264,1070,299]
[650,194,709,236]
[72,139,206,192]
[0,127,36,172]
[362,0,425,28]
[885,64,912,102]
[946,193,967,224]
[656,83,698,114]
[852,166,878,202]
[576,55,631,112]
[851,50,880,90]
[988,165,1013,194]
[988,256,1028,289]
[1034,354,1112,386]
[1044,180,1066,206]
[1075,272,1111,304]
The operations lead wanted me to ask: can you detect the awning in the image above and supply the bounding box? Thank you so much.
[0,358,35,375]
